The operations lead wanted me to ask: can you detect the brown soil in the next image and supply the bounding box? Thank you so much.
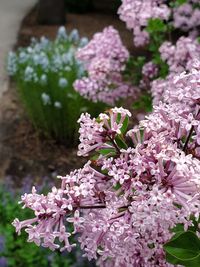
[0,84,86,186]
[0,2,144,185]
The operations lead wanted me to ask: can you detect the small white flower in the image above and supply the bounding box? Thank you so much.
[54,101,62,109]
[40,74,47,85]
[41,93,51,105]
[24,66,35,82]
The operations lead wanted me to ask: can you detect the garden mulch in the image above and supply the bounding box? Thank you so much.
[0,2,144,186]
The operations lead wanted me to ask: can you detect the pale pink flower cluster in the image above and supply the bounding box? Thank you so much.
[13,80,200,266]
[173,2,200,32]
[164,69,200,109]
[118,0,170,47]
[151,75,171,105]
[159,36,200,73]
[142,61,158,79]
[151,61,200,107]
[74,26,137,105]
[141,61,159,88]
[78,107,131,157]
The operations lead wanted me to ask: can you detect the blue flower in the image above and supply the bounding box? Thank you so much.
[41,93,51,105]
[69,29,79,43]
[7,52,17,76]
[57,26,67,40]
[59,78,68,88]
[79,37,89,47]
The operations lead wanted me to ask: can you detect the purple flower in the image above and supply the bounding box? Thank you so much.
[118,0,170,47]
[74,26,138,105]
[0,257,7,267]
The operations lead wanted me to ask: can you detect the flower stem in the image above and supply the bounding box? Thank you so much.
[107,135,121,154]
[183,125,194,152]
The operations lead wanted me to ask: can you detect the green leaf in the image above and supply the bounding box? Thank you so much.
[170,0,187,8]
[172,216,200,234]
[115,136,128,150]
[164,231,200,267]
[99,148,116,156]
[132,93,153,112]
[121,116,129,134]
[146,18,167,34]
[113,182,121,190]
[116,113,121,124]
[171,223,184,234]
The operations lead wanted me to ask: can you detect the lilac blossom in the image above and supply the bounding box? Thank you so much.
[159,37,200,74]
[13,91,200,266]
[118,0,170,47]
[141,61,159,88]
[173,2,200,32]
[74,26,138,105]
[151,62,200,107]
[142,61,158,79]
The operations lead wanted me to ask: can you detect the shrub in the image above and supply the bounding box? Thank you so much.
[7,27,105,146]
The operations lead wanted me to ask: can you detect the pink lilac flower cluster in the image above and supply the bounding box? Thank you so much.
[151,75,171,105]
[118,0,170,47]
[142,61,158,79]
[151,60,200,108]
[159,36,200,73]
[173,2,200,33]
[13,78,200,267]
[140,61,159,89]
[74,26,137,105]
[151,62,200,159]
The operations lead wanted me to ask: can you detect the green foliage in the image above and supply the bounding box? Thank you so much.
[164,231,200,267]
[164,216,200,267]
[146,18,171,78]
[99,148,116,156]
[147,19,168,34]
[169,0,187,8]
[8,29,106,146]
[124,56,146,85]
[121,115,129,134]
[132,93,153,113]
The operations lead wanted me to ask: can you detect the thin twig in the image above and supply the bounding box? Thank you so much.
[183,125,194,152]
[183,108,200,152]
